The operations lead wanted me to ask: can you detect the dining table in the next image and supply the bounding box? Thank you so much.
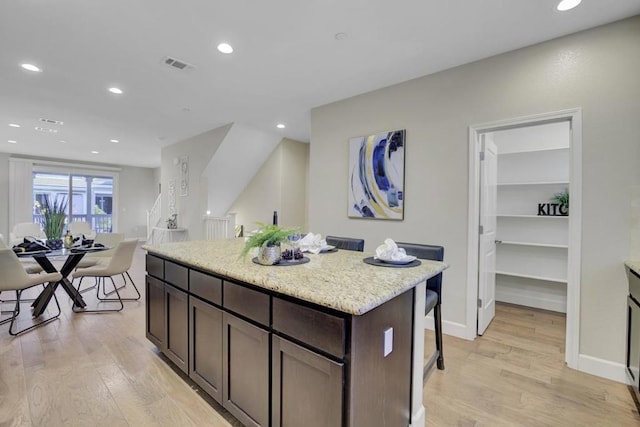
[17,247,107,316]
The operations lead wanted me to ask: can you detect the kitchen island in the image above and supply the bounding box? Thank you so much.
[144,239,447,427]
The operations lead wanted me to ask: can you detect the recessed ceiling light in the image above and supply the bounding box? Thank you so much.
[557,0,582,11]
[334,32,348,41]
[276,124,286,129]
[217,43,234,54]
[8,123,20,128]
[91,150,99,154]
[8,140,17,144]
[21,63,42,72]
[60,140,67,144]
[110,139,119,143]
[108,87,123,95]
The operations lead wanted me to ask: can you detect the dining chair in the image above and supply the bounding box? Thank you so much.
[68,221,96,240]
[0,237,42,274]
[0,249,62,335]
[325,236,365,252]
[71,239,140,313]
[9,222,46,247]
[395,242,445,374]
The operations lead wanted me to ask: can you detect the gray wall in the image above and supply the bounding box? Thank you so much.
[309,17,640,366]
[118,165,158,238]
[160,124,231,239]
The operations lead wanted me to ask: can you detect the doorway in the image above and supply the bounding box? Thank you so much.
[467,109,582,368]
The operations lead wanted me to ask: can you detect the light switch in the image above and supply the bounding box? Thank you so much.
[383,327,393,357]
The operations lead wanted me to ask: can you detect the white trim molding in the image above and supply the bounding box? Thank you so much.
[424,316,475,341]
[578,354,630,385]
[467,108,583,369]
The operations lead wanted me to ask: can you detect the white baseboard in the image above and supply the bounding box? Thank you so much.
[424,316,475,341]
[577,354,630,384]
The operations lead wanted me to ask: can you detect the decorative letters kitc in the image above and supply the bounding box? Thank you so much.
[537,203,569,216]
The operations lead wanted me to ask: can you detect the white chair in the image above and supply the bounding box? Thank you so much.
[0,249,62,335]
[68,221,96,240]
[0,237,42,274]
[75,232,125,269]
[71,239,140,312]
[9,222,46,247]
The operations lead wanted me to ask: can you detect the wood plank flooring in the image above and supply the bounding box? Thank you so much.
[1,244,638,426]
[424,303,640,426]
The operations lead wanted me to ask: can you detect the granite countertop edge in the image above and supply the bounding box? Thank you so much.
[143,240,448,316]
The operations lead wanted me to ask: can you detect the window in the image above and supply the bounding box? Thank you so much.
[33,172,115,233]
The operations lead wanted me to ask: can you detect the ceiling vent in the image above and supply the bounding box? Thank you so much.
[34,126,58,133]
[39,118,64,125]
[162,56,194,71]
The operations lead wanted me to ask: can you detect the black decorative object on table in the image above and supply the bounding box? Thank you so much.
[281,248,303,260]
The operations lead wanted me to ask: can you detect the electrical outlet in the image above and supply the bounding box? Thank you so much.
[383,327,393,357]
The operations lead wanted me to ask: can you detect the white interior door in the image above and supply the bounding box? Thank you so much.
[478,134,497,335]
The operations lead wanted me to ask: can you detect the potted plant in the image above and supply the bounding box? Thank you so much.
[40,194,68,249]
[551,189,569,216]
[241,222,299,265]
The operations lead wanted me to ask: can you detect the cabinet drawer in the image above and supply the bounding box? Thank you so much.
[165,261,188,291]
[190,270,222,305]
[273,298,345,358]
[224,281,270,326]
[146,254,164,279]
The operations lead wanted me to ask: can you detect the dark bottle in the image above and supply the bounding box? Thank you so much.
[273,211,278,226]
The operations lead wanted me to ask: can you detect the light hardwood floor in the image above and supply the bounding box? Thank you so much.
[1,245,639,426]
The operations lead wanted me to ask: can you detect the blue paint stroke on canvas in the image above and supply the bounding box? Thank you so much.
[348,129,405,220]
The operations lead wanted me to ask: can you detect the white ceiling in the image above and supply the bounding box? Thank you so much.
[1,1,639,168]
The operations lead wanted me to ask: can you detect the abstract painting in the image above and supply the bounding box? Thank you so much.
[348,129,405,220]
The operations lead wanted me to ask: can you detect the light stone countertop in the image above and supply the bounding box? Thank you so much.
[143,239,448,316]
[625,259,640,276]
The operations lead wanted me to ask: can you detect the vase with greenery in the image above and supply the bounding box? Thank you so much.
[241,222,299,265]
[551,189,569,216]
[40,194,68,249]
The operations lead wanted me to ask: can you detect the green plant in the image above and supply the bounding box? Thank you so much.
[40,194,68,239]
[241,222,299,258]
[551,189,569,207]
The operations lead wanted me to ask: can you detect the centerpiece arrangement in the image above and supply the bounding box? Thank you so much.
[241,222,299,265]
[39,194,68,250]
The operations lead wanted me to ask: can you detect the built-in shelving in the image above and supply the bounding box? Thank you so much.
[492,121,570,313]
[497,240,568,249]
[495,271,568,284]
[497,180,569,186]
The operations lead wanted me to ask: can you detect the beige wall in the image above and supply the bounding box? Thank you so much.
[229,138,309,232]
[309,17,640,366]
[160,124,231,239]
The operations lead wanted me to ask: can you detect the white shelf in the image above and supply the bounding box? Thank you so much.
[498,146,569,155]
[496,271,567,284]
[497,241,568,249]
[497,180,569,186]
[497,214,569,219]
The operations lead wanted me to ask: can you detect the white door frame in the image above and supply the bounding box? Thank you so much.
[466,108,582,368]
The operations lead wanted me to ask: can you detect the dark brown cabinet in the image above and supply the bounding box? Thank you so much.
[222,312,270,427]
[272,335,343,427]
[189,297,223,403]
[165,284,189,374]
[145,275,165,348]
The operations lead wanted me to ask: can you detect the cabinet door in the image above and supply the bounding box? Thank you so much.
[272,336,343,427]
[189,297,223,403]
[222,313,269,427]
[165,284,189,374]
[145,275,165,348]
